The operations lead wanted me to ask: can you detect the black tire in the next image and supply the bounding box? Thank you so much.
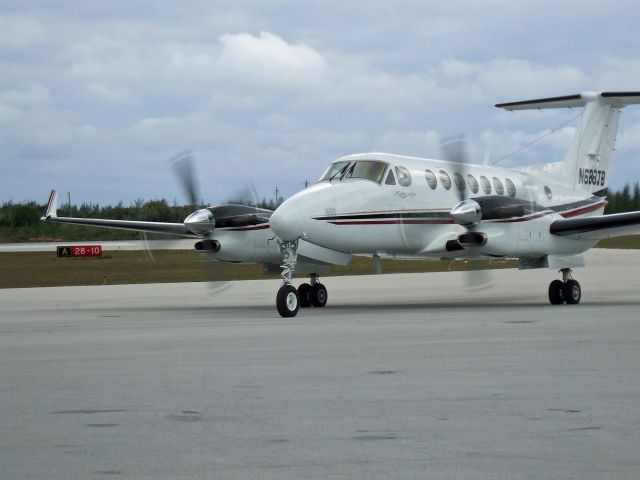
[563,279,581,304]
[548,279,565,305]
[298,283,312,308]
[276,284,299,317]
[310,283,328,307]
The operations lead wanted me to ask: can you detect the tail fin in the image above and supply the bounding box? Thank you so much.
[496,91,640,194]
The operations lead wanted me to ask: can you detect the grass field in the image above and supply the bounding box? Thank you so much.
[1,235,638,289]
[0,250,516,289]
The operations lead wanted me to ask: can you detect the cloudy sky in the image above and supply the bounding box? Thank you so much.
[2,0,640,206]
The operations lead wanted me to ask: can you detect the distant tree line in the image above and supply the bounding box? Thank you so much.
[1,185,638,242]
[0,197,283,242]
[604,182,640,214]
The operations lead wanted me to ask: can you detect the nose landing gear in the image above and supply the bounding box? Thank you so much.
[276,241,329,317]
[548,268,581,305]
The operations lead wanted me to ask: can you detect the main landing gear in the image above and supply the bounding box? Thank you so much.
[276,240,328,317]
[548,268,581,305]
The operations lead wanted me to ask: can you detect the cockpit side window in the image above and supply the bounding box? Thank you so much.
[385,169,396,185]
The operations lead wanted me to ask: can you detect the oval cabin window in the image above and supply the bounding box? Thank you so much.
[480,175,491,194]
[493,177,504,195]
[505,178,516,197]
[425,169,437,189]
[453,172,466,193]
[395,166,412,187]
[439,170,452,190]
[467,174,479,194]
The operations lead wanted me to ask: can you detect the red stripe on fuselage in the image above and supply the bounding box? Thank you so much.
[224,224,271,231]
[329,219,454,225]
[560,201,606,218]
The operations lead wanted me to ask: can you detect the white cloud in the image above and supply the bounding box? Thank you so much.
[481,127,576,166]
[373,130,442,157]
[0,84,51,108]
[618,122,640,151]
[217,31,328,90]
[85,82,138,105]
[440,58,587,101]
[0,14,44,49]
[2,2,640,204]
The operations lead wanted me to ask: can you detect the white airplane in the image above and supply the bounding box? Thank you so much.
[43,91,640,317]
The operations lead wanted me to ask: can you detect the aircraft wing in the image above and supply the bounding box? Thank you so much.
[41,190,198,237]
[550,211,640,240]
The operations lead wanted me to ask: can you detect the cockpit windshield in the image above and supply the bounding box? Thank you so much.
[319,160,388,184]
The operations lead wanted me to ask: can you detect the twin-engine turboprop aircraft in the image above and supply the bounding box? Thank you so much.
[43,91,640,317]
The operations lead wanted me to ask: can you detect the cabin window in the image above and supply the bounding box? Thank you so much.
[425,169,437,190]
[544,185,552,200]
[493,177,504,195]
[385,169,396,185]
[395,166,412,187]
[505,178,516,197]
[438,170,451,190]
[467,174,479,194]
[454,172,466,193]
[480,175,491,194]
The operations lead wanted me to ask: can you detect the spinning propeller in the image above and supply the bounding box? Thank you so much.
[443,136,486,246]
[169,152,260,292]
[440,136,494,290]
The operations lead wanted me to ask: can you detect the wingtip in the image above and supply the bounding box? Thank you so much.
[42,189,58,219]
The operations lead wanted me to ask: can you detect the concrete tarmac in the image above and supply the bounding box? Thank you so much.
[1,249,639,479]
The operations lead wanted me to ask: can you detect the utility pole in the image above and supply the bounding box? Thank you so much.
[304,179,309,188]
[68,191,71,216]
[274,186,280,205]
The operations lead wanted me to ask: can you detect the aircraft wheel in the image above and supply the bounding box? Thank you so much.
[548,279,565,305]
[311,283,328,307]
[277,284,299,317]
[563,279,581,304]
[298,283,312,308]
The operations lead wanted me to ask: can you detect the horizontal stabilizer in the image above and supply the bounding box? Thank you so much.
[496,91,640,111]
[550,211,640,240]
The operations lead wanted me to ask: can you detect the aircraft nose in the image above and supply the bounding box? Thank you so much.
[270,200,303,241]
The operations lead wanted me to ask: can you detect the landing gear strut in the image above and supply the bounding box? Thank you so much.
[275,241,329,317]
[548,268,581,305]
[276,240,300,317]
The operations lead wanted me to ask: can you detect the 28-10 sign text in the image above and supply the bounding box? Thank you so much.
[57,245,103,258]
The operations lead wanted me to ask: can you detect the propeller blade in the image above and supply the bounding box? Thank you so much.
[440,135,470,203]
[440,137,497,291]
[170,151,200,208]
[463,265,495,292]
[226,183,258,207]
[169,151,235,294]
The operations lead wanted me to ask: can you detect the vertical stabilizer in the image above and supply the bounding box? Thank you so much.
[496,91,640,194]
[561,94,619,194]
